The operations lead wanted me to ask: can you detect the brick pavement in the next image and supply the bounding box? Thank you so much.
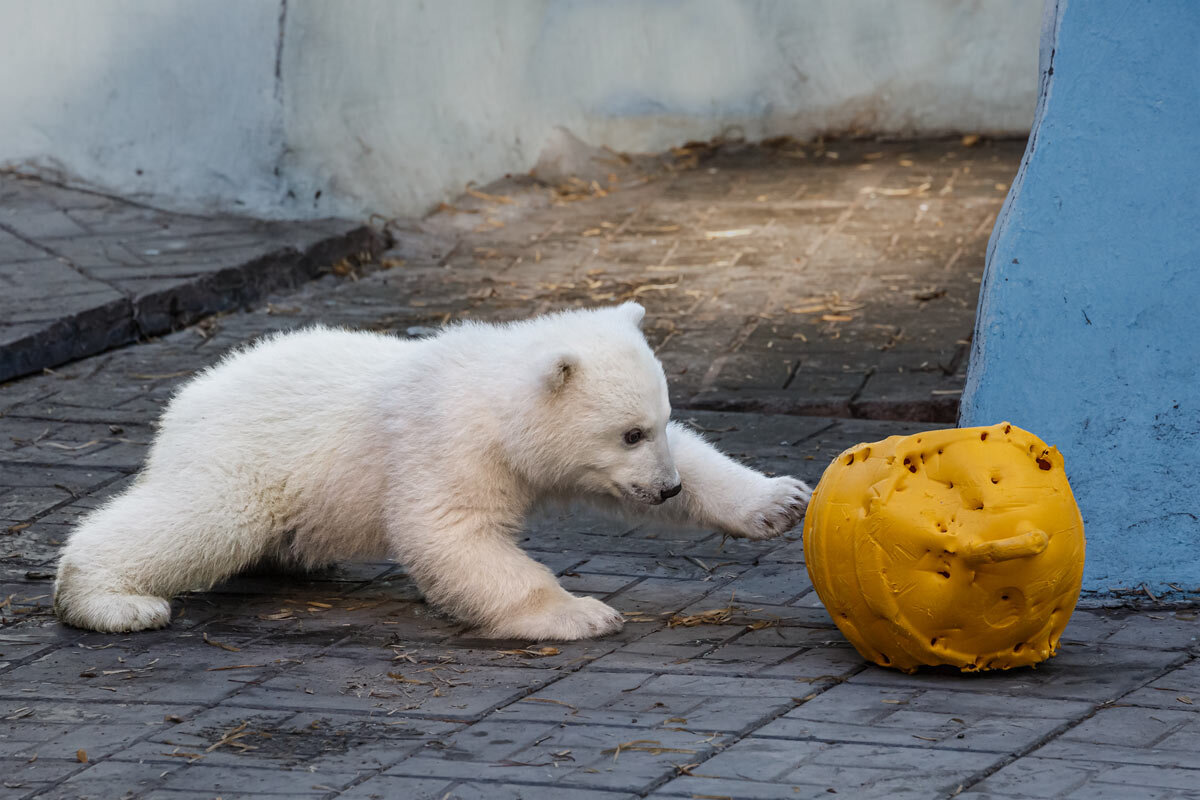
[404,136,1009,423]
[0,173,389,384]
[1,138,1198,799]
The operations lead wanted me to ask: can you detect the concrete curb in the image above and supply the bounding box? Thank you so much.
[688,388,961,425]
[0,224,390,384]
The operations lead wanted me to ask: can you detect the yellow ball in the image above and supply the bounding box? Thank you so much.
[803,422,1086,673]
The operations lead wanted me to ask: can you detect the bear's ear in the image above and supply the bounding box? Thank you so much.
[542,351,581,394]
[617,301,645,329]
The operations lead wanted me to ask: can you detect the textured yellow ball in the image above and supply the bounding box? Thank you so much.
[804,422,1085,673]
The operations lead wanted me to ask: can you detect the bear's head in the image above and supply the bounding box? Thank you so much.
[511,302,681,505]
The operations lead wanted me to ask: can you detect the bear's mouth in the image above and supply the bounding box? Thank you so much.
[622,484,666,505]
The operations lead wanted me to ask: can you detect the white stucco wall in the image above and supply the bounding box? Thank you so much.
[0,0,1041,220]
[0,0,287,213]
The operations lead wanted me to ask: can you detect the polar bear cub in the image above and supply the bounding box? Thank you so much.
[54,303,811,638]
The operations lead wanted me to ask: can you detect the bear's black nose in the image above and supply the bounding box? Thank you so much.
[660,483,683,500]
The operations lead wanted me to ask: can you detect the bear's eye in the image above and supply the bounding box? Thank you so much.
[623,428,645,446]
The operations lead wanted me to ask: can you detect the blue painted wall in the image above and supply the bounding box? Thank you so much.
[960,0,1200,594]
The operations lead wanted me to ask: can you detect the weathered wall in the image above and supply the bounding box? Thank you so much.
[960,0,1200,594]
[0,0,1041,219]
[0,0,287,212]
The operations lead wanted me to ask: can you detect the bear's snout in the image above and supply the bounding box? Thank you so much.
[627,480,680,505]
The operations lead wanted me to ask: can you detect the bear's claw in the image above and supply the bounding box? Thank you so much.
[725,475,813,540]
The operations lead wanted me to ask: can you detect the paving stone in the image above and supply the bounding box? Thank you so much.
[438,784,640,800]
[588,679,793,734]
[754,644,865,683]
[603,578,719,616]
[848,645,1189,703]
[21,758,181,800]
[1152,717,1200,751]
[0,717,154,761]
[0,639,320,704]
[651,643,797,676]
[239,654,555,720]
[650,776,841,799]
[677,412,834,457]
[608,623,741,653]
[663,734,1002,796]
[957,756,1098,799]
[129,708,459,775]
[677,735,819,782]
[0,465,124,525]
[583,644,735,678]
[494,705,684,731]
[719,564,810,606]
[1059,787,1184,800]
[1104,612,1200,650]
[0,635,59,667]
[1081,764,1200,793]
[146,704,296,744]
[179,592,444,648]
[569,554,724,582]
[558,572,638,596]
[735,624,841,649]
[1059,705,1196,747]
[333,776,456,800]
[669,599,836,630]
[766,708,1067,754]
[0,261,124,326]
[509,671,659,712]
[0,420,151,470]
[967,755,1200,799]
[667,695,798,734]
[902,688,1094,720]
[773,683,924,726]
[151,762,361,795]
[388,722,728,793]
[1032,738,1200,770]
[634,673,807,701]
[1058,609,1127,644]
[778,741,1002,796]
[852,365,964,423]
[0,757,86,797]
[0,229,49,262]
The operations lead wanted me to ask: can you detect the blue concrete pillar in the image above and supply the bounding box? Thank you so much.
[960,0,1200,594]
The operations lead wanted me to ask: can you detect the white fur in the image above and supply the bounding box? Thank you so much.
[54,303,811,638]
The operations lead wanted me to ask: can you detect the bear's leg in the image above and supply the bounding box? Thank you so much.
[55,482,270,632]
[397,520,623,640]
[612,421,812,540]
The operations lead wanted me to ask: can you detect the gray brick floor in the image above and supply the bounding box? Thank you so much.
[0,173,387,384]
[1,139,1197,799]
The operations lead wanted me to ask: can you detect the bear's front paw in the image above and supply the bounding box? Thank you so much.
[722,475,812,540]
[485,594,625,641]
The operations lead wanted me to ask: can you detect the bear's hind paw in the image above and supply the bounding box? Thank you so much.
[56,591,172,633]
